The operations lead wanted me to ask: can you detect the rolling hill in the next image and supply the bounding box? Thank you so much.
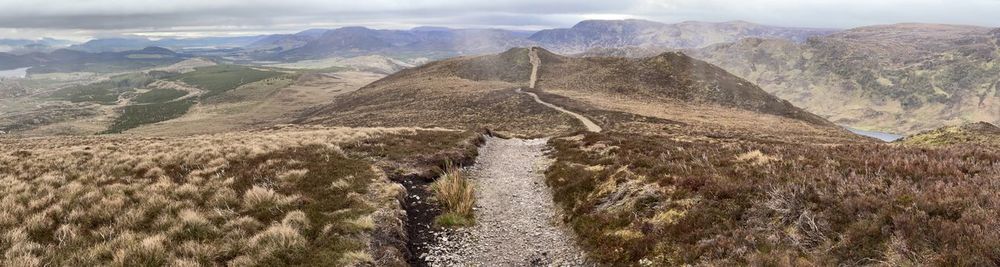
[898,121,1000,147]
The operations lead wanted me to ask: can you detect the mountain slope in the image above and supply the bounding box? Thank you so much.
[530,19,837,54]
[688,23,1000,134]
[299,47,838,138]
[533,48,830,125]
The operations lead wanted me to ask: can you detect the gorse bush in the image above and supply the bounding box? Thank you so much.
[431,165,476,227]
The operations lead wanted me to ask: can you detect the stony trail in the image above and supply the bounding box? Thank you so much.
[517,88,602,133]
[521,47,602,132]
[423,137,591,266]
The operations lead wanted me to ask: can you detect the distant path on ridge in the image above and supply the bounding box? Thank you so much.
[520,47,602,132]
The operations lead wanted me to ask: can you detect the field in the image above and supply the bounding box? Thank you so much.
[0,127,480,266]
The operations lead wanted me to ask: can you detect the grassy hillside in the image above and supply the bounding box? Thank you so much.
[898,121,1000,148]
[0,127,479,266]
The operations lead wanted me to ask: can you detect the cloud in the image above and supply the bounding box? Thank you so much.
[0,0,996,39]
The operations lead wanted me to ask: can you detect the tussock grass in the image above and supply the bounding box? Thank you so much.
[0,126,478,266]
[431,166,476,227]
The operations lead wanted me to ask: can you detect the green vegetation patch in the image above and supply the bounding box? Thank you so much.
[133,89,188,104]
[102,99,194,133]
[170,65,284,98]
[52,71,175,104]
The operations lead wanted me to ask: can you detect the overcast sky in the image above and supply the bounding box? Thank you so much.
[1,0,998,40]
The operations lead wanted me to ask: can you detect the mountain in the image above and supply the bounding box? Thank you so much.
[60,20,840,62]
[0,46,187,73]
[529,19,838,54]
[899,121,1000,147]
[70,36,268,52]
[687,23,1000,134]
[68,37,155,52]
[267,27,534,60]
[0,38,75,54]
[245,29,326,52]
[298,47,834,137]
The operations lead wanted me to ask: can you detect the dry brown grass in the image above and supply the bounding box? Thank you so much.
[545,119,1000,265]
[0,126,478,266]
[430,166,475,227]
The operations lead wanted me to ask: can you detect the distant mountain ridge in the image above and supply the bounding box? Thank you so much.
[529,19,838,54]
[0,46,187,73]
[0,38,75,54]
[69,36,268,52]
[251,26,535,60]
[62,19,839,61]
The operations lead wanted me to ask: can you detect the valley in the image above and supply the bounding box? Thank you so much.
[1,13,1000,267]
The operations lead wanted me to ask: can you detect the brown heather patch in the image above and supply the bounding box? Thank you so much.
[0,126,478,266]
[545,128,1000,265]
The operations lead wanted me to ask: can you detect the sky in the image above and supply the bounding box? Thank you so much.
[0,0,998,41]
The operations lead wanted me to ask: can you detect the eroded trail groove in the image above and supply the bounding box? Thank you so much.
[423,137,590,266]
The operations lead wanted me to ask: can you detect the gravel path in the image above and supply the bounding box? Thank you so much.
[517,88,602,133]
[522,47,602,133]
[423,137,591,266]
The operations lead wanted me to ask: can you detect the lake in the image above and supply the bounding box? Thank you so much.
[0,67,29,79]
[845,127,904,142]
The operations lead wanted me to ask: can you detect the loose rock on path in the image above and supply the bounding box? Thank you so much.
[423,137,591,266]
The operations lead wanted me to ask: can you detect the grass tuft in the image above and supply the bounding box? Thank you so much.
[430,165,476,227]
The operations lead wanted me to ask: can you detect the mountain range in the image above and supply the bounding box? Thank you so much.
[6,19,999,134]
[0,38,75,54]
[0,46,187,73]
[528,19,836,54]
[5,19,839,64]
